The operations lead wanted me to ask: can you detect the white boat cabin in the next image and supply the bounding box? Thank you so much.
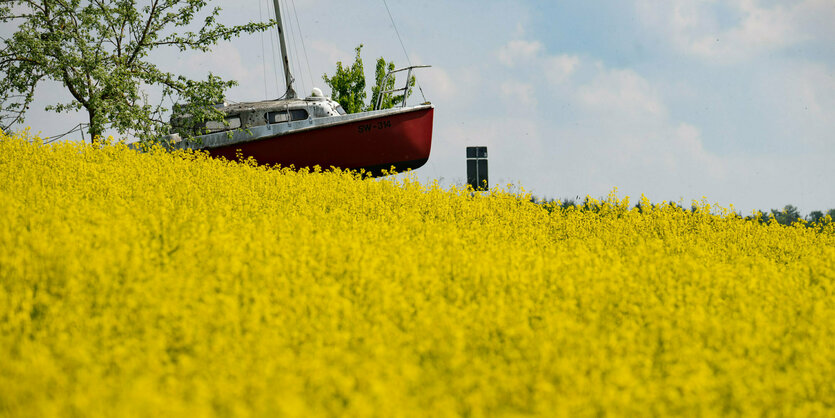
[171,88,346,137]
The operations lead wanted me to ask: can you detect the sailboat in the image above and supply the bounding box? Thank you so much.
[168,0,434,176]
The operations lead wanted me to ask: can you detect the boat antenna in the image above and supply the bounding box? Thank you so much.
[272,0,296,99]
[381,0,426,102]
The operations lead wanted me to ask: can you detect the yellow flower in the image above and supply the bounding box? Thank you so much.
[1,129,834,416]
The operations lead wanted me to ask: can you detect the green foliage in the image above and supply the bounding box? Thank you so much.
[738,205,835,228]
[0,0,276,142]
[770,205,801,226]
[322,44,366,114]
[370,57,414,111]
[532,196,835,229]
[809,210,825,224]
[322,44,413,113]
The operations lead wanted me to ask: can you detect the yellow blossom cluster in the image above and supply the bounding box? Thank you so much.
[1,130,834,417]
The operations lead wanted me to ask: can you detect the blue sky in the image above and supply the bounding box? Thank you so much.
[6,0,835,215]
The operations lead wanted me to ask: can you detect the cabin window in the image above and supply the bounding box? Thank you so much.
[267,109,309,124]
[205,116,241,131]
[267,112,289,124]
[335,105,347,115]
[290,109,308,121]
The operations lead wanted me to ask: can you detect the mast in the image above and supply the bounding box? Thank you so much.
[271,0,296,99]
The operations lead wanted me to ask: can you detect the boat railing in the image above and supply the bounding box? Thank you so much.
[373,65,431,111]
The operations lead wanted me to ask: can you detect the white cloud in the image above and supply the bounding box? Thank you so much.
[543,55,580,85]
[309,40,353,68]
[575,66,666,119]
[417,65,457,105]
[487,33,834,211]
[500,81,537,110]
[635,0,833,64]
[492,39,727,203]
[690,4,800,61]
[497,40,544,67]
[754,60,835,151]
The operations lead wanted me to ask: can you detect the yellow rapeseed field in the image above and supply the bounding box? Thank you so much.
[1,129,834,417]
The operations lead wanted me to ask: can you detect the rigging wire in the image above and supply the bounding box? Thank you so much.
[277,0,297,95]
[290,0,315,91]
[258,0,269,100]
[282,0,306,95]
[381,0,426,102]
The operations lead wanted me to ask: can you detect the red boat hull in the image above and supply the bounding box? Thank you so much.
[207,107,433,175]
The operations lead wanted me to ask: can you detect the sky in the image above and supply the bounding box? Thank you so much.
[6,0,835,215]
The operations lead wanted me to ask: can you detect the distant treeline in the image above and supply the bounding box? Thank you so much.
[531,196,834,228]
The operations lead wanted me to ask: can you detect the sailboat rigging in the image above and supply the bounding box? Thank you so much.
[167,0,434,176]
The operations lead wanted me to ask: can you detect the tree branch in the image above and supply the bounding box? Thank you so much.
[0,75,41,131]
[127,0,159,66]
[42,1,89,109]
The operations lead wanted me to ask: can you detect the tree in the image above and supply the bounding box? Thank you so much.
[770,204,801,226]
[322,44,366,114]
[0,0,276,142]
[369,55,414,111]
[322,44,413,114]
[808,210,824,223]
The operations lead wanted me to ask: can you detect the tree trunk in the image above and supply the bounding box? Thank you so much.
[87,107,103,145]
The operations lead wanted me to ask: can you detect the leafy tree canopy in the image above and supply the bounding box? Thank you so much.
[0,0,276,142]
[322,44,366,114]
[770,204,801,226]
[322,44,413,114]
